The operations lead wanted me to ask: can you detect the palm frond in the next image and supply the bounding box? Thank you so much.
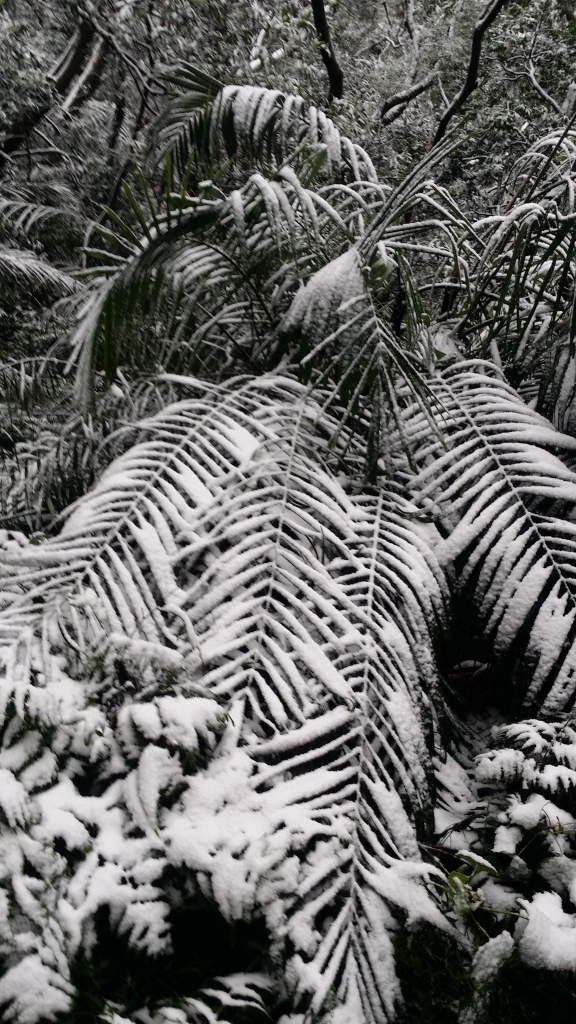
[0,183,81,237]
[277,143,474,459]
[153,63,378,183]
[0,246,76,295]
[538,342,576,436]
[403,362,576,716]
[67,164,369,410]
[0,362,186,534]
[451,129,576,393]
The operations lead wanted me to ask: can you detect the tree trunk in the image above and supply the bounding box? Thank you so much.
[310,0,344,100]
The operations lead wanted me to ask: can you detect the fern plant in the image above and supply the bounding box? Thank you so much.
[3,68,576,1024]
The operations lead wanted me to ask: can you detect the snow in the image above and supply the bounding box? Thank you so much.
[0,770,30,828]
[471,931,514,986]
[133,745,179,830]
[518,892,576,970]
[281,249,364,342]
[0,957,74,1024]
[479,878,521,913]
[508,793,573,832]
[493,825,522,855]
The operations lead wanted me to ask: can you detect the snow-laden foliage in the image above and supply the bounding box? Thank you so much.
[0,248,76,296]
[404,364,576,715]
[5,35,576,1024]
[153,63,378,183]
[0,377,453,1023]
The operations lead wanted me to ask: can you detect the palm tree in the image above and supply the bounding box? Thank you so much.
[2,66,576,1024]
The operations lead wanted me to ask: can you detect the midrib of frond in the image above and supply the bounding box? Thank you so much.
[237,402,312,692]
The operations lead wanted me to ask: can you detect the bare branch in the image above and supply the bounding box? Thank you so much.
[310,0,344,100]
[381,102,408,127]
[501,58,562,115]
[381,67,438,122]
[0,20,95,171]
[432,0,510,147]
[438,76,450,108]
[76,5,158,97]
[61,37,108,112]
[524,59,563,115]
[48,20,95,93]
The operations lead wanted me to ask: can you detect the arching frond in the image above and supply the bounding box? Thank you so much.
[403,362,576,716]
[67,163,379,410]
[154,63,378,183]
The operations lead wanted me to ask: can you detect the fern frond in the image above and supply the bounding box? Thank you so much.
[0,376,451,1023]
[403,362,576,716]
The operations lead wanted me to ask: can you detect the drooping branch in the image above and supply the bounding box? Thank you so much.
[310,0,344,100]
[381,67,438,123]
[432,0,510,146]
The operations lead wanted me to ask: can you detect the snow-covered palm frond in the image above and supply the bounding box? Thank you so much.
[99,974,273,1024]
[403,362,576,717]
[280,247,438,467]
[154,63,377,183]
[68,125,472,456]
[0,376,452,1024]
[0,246,76,295]
[0,362,187,534]
[0,181,81,237]
[456,203,575,384]
[0,356,68,410]
[68,163,366,410]
[507,126,576,210]
[538,341,576,436]
[278,139,474,458]
[453,129,576,395]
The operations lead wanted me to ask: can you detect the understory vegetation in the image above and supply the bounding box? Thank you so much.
[4,2,576,1022]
